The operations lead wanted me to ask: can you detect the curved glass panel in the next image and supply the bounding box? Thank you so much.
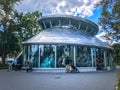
[40,45,55,68]
[106,51,112,66]
[56,45,74,67]
[31,45,39,68]
[76,46,92,67]
[23,45,28,67]
[96,49,104,70]
[38,15,99,35]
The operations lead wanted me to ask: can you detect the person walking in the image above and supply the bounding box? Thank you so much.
[8,61,13,71]
[26,61,33,72]
[13,59,18,71]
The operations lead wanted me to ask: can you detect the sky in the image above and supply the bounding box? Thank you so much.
[14,0,102,24]
[14,0,113,43]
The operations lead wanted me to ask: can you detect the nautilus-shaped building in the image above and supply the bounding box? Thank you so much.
[22,15,113,72]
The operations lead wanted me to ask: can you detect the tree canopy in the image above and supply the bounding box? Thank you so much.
[99,0,120,64]
[0,0,22,64]
[0,0,42,64]
[99,0,120,43]
[112,44,120,64]
[14,11,42,42]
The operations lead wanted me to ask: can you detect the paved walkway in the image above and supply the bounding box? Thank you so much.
[0,70,117,90]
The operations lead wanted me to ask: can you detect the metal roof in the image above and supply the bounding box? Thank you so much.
[22,27,112,50]
[37,15,99,35]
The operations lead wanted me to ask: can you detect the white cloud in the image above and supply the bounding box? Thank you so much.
[96,31,107,42]
[96,31,120,45]
[15,0,101,17]
[98,25,102,29]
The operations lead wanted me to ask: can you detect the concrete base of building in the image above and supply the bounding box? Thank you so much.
[31,67,97,73]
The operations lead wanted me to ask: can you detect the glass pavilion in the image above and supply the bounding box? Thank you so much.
[22,15,113,72]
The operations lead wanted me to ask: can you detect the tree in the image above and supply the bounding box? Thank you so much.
[112,44,120,64]
[0,0,42,64]
[14,11,42,42]
[99,0,120,44]
[0,0,21,64]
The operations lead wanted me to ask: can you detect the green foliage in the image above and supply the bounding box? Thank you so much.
[0,63,8,69]
[0,0,42,64]
[0,0,21,14]
[14,11,42,41]
[0,0,22,64]
[99,0,120,41]
[112,44,120,64]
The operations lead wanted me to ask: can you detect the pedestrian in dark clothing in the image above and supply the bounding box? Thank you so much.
[17,62,21,71]
[13,59,18,71]
[26,61,33,72]
[71,65,80,73]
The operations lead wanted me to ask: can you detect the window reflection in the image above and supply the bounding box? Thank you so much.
[31,45,39,67]
[76,46,92,67]
[23,44,112,69]
[96,49,104,70]
[106,51,111,66]
[57,45,74,67]
[23,45,28,67]
[40,45,55,68]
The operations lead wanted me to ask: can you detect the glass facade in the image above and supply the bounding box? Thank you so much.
[96,49,104,70]
[23,45,113,70]
[40,45,55,68]
[76,46,92,67]
[56,45,74,67]
[22,15,113,71]
[31,45,39,68]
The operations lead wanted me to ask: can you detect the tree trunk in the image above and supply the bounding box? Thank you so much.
[1,41,7,64]
[2,55,6,64]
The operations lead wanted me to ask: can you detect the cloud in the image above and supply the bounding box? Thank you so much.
[15,0,101,17]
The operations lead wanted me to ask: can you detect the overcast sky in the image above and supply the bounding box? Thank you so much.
[14,0,102,24]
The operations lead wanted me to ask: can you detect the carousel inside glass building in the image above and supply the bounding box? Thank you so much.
[22,15,113,72]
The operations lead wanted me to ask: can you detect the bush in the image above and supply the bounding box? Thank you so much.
[112,44,120,64]
[0,63,8,69]
[117,72,120,90]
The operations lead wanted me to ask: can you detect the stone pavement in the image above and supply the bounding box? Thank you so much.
[0,70,117,90]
